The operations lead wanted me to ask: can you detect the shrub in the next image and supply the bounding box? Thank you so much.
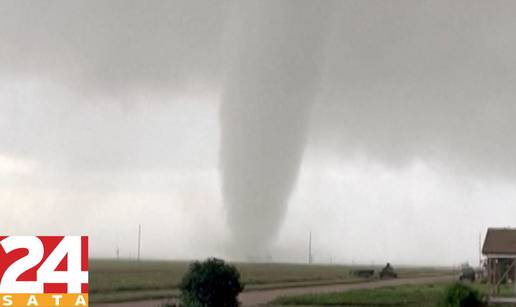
[441,283,485,307]
[179,258,244,307]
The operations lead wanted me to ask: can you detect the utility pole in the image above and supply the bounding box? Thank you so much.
[116,246,120,260]
[137,224,142,262]
[308,230,312,265]
[478,231,482,269]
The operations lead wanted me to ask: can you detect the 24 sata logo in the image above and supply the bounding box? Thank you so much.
[0,236,88,307]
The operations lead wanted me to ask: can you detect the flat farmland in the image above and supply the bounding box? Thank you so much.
[272,283,452,307]
[89,259,453,303]
[271,282,516,307]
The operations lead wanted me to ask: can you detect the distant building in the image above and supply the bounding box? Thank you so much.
[482,228,516,296]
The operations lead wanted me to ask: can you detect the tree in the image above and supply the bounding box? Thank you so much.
[179,258,244,307]
[442,283,485,307]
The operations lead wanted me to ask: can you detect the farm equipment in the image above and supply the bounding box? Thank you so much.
[379,263,398,279]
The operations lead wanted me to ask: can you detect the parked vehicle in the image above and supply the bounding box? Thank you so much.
[459,266,476,282]
[350,269,375,278]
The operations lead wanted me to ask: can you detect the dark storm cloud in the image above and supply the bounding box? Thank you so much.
[0,0,228,172]
[3,0,516,177]
[2,1,516,260]
[313,1,516,177]
[0,0,229,92]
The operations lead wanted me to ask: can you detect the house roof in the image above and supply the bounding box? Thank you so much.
[482,228,516,255]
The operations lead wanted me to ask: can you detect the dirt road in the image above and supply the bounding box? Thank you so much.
[95,275,456,307]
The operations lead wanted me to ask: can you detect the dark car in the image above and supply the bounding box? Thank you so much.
[350,269,375,278]
[459,266,476,282]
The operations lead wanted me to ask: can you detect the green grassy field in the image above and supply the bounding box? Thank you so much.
[271,283,516,307]
[273,283,448,306]
[89,259,453,303]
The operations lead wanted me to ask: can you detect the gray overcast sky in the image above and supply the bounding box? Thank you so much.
[1,1,516,266]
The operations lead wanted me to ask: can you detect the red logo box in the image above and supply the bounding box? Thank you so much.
[0,236,88,307]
